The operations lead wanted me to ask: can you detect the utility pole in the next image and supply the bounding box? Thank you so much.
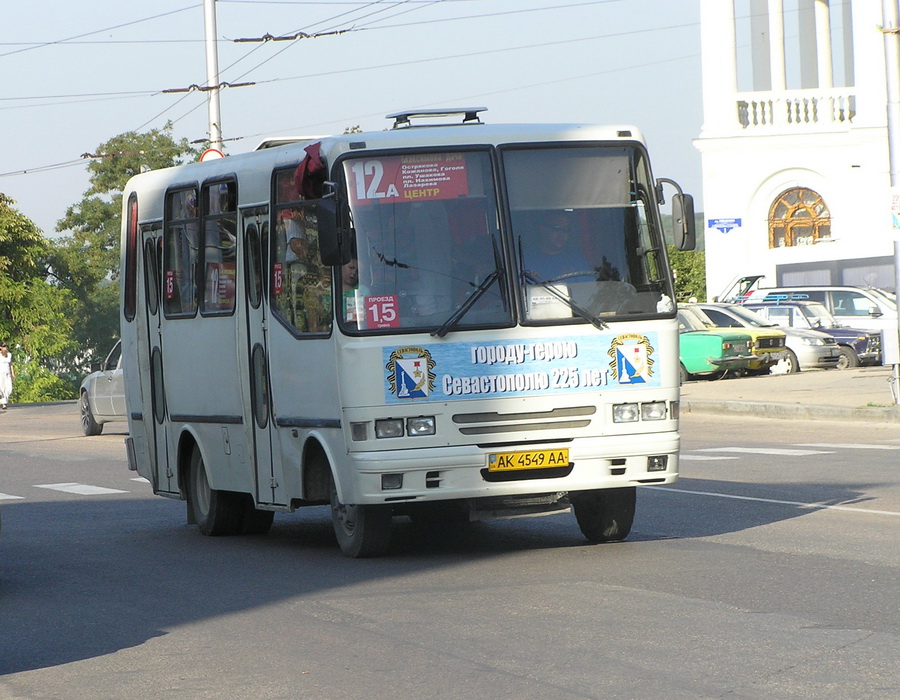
[884,0,900,402]
[204,0,223,151]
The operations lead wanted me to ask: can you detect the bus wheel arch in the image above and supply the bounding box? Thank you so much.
[176,431,200,511]
[301,438,332,504]
[182,436,243,536]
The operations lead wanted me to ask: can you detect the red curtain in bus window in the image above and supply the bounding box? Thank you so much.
[124,193,139,322]
[293,142,326,199]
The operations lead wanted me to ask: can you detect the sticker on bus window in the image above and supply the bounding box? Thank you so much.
[273,262,284,296]
[347,154,469,204]
[365,295,400,329]
[205,262,236,309]
[165,270,175,300]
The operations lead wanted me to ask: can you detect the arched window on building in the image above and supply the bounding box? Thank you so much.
[768,188,831,248]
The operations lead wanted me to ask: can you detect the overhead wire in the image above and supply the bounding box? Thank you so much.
[155,0,443,133]
[0,5,201,58]
[1,1,695,177]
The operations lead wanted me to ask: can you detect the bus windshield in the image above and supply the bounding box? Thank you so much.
[340,150,510,333]
[507,145,673,323]
[338,144,673,334]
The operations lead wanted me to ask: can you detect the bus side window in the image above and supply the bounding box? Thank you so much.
[200,181,237,315]
[163,187,199,317]
[272,168,332,335]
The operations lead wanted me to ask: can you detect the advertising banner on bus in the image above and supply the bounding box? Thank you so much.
[382,332,660,403]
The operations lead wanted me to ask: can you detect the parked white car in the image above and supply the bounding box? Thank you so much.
[79,340,126,436]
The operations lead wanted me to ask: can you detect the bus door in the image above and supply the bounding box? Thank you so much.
[140,226,178,495]
[240,207,287,506]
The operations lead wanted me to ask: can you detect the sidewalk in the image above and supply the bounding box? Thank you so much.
[680,365,900,423]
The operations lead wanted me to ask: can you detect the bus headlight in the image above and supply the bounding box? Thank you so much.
[613,402,668,423]
[374,416,436,438]
[406,416,436,436]
[641,401,667,421]
[613,403,639,423]
[375,418,405,439]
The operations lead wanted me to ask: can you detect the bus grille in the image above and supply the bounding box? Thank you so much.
[451,405,596,435]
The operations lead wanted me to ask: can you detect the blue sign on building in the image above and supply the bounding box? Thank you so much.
[708,218,742,233]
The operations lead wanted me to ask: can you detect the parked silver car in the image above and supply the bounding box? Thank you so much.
[79,340,126,435]
[696,303,840,373]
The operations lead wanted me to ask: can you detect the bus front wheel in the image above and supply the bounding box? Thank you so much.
[329,474,392,558]
[188,448,243,536]
[571,487,636,543]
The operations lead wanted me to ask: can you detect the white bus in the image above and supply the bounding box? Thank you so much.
[121,108,696,557]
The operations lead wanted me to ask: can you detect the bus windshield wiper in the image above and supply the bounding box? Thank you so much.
[523,270,608,330]
[431,270,500,338]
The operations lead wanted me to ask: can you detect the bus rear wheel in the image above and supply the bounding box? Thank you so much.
[571,487,636,543]
[329,473,392,558]
[188,448,243,536]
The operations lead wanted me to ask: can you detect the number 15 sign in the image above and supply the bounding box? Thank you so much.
[366,295,400,329]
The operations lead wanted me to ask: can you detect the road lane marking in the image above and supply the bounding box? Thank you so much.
[0,492,24,501]
[646,486,900,517]
[679,455,740,461]
[34,483,128,495]
[695,447,834,456]
[795,443,900,450]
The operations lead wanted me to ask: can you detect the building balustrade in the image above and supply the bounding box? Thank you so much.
[736,89,856,131]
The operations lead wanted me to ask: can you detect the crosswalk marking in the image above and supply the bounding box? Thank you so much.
[694,447,833,456]
[34,483,128,496]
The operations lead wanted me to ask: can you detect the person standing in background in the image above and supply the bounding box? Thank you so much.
[0,342,14,410]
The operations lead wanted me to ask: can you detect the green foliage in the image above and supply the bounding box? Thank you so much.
[0,195,80,400]
[667,245,706,302]
[9,358,74,403]
[51,124,198,374]
[1,125,198,403]
[0,192,48,283]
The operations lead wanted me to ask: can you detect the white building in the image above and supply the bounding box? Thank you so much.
[696,0,898,300]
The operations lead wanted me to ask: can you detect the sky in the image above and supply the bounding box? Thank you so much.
[1,0,703,237]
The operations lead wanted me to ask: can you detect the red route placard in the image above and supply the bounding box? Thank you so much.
[347,154,468,204]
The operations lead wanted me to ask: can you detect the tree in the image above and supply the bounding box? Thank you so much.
[0,194,78,401]
[51,124,198,367]
[667,245,706,302]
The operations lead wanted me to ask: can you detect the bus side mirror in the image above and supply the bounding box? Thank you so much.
[317,197,352,266]
[672,193,696,251]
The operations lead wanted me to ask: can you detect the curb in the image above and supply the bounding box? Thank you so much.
[682,398,900,423]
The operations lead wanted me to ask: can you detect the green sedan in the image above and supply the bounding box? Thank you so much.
[678,307,755,382]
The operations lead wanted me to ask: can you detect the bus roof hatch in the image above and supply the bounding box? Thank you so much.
[387,107,487,129]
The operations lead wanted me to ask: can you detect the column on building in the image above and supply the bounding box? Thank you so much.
[767,0,786,91]
[699,0,738,135]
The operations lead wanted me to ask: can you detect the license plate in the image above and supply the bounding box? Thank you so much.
[487,448,570,472]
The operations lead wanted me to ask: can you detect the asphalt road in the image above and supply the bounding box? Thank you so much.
[1,404,898,699]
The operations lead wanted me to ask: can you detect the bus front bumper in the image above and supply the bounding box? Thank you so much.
[342,431,680,505]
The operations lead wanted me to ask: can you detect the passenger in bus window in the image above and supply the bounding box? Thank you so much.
[341,258,362,324]
[289,210,331,334]
[525,210,589,282]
